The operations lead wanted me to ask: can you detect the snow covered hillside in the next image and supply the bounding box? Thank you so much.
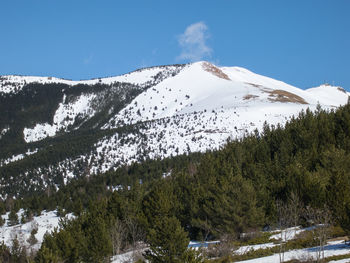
[0,61,349,195]
[0,65,185,95]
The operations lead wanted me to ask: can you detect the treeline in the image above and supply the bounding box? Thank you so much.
[30,102,350,262]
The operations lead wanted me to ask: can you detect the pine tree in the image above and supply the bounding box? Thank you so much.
[8,209,19,226]
[144,216,189,263]
[35,246,61,263]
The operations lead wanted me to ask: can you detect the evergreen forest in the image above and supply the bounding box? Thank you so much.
[2,102,350,262]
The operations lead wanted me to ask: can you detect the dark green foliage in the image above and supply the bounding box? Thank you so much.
[7,209,18,226]
[35,246,61,263]
[37,201,113,263]
[191,171,263,238]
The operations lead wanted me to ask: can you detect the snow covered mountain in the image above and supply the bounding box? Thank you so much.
[0,61,349,197]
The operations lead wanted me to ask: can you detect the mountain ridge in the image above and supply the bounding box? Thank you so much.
[0,61,349,198]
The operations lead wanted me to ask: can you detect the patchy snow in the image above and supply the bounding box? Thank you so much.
[111,248,146,263]
[269,225,320,242]
[188,241,221,250]
[329,259,350,263]
[23,123,57,143]
[234,226,319,255]
[0,127,10,139]
[0,149,38,167]
[235,242,277,255]
[0,210,73,251]
[236,240,350,263]
[23,93,96,142]
[53,93,97,130]
[89,103,314,174]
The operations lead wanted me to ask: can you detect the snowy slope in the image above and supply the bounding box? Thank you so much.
[82,61,347,174]
[104,61,344,129]
[306,84,350,106]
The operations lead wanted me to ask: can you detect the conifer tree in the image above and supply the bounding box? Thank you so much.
[144,216,189,263]
[8,209,18,226]
[35,246,61,263]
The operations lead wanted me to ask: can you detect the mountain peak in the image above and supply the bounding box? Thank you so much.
[1,62,349,184]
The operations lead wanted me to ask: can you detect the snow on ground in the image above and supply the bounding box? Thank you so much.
[236,240,350,263]
[0,149,38,167]
[0,210,73,251]
[234,226,322,256]
[188,241,221,249]
[90,103,313,174]
[269,226,320,242]
[306,85,350,107]
[329,259,350,263]
[23,123,57,143]
[23,93,96,142]
[111,249,146,263]
[111,251,135,263]
[235,242,277,255]
[0,127,10,139]
[110,235,350,263]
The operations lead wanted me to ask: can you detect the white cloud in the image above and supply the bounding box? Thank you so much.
[177,21,212,62]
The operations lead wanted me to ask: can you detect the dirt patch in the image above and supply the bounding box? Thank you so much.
[266,90,308,104]
[243,94,259,100]
[202,62,231,81]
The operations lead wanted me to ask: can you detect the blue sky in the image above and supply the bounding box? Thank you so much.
[1,0,349,90]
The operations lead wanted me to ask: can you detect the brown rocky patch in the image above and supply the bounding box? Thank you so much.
[243,94,259,100]
[202,62,231,81]
[337,87,346,93]
[267,90,308,104]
